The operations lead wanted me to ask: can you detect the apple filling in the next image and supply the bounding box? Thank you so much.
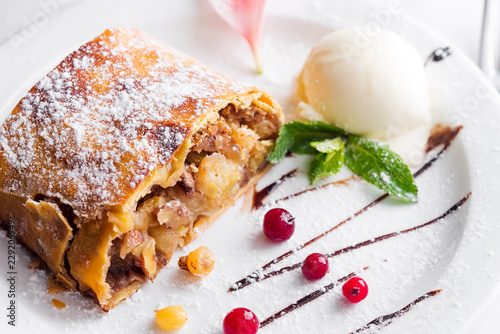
[104,103,279,295]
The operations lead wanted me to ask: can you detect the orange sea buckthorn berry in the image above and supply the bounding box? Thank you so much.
[155,305,188,331]
[178,246,215,276]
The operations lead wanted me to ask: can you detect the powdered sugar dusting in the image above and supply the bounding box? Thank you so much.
[0,27,250,217]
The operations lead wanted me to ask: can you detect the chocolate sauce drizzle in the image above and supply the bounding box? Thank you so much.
[228,125,462,292]
[274,175,358,204]
[259,267,370,328]
[425,47,452,66]
[350,289,442,333]
[252,169,298,209]
[426,125,463,153]
[230,192,470,291]
[253,172,356,209]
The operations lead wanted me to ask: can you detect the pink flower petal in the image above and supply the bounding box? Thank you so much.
[210,0,267,73]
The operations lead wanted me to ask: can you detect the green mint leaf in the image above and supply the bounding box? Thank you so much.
[267,121,346,163]
[344,134,418,202]
[309,138,345,184]
[311,137,344,153]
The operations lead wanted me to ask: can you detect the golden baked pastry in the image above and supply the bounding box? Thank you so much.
[0,27,282,311]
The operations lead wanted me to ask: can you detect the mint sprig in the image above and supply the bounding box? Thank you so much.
[309,138,344,185]
[267,121,346,163]
[266,121,418,202]
[344,135,417,202]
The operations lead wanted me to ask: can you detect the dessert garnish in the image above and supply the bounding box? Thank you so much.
[231,192,471,291]
[210,0,267,73]
[259,267,369,328]
[301,253,329,281]
[342,277,368,303]
[178,246,215,276]
[229,123,469,329]
[425,47,452,66]
[350,290,442,333]
[155,305,188,331]
[266,122,457,209]
[223,308,259,334]
[425,124,462,153]
[252,168,298,209]
[270,175,358,205]
[262,208,295,242]
[230,127,464,292]
[267,120,418,202]
[231,188,384,292]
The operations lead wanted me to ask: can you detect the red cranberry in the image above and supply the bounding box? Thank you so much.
[342,277,368,303]
[302,253,329,280]
[263,208,295,242]
[223,308,259,334]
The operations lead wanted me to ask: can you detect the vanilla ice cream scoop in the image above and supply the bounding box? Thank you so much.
[297,27,431,163]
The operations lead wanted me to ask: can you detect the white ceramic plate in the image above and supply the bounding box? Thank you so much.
[1,0,500,333]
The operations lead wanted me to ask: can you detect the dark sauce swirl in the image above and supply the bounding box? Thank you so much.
[259,267,369,328]
[252,168,298,209]
[350,290,442,333]
[425,47,452,66]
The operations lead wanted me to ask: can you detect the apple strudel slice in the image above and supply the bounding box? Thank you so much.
[0,27,282,311]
